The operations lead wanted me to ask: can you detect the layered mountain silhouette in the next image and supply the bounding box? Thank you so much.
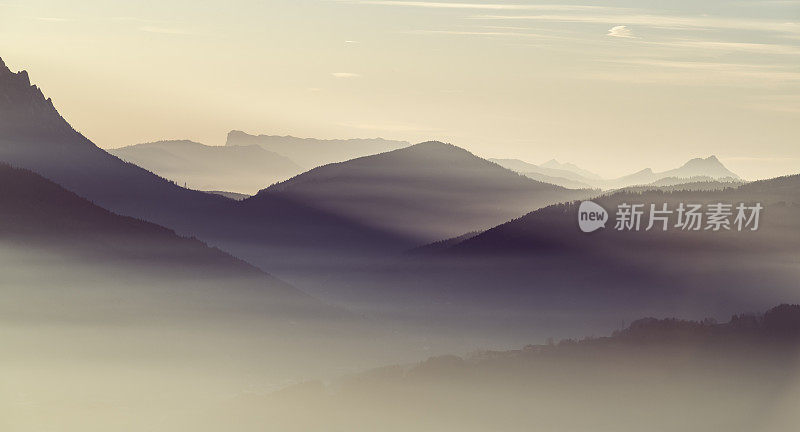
[417,174,800,319]
[110,140,304,194]
[614,156,740,187]
[259,141,595,242]
[0,162,327,315]
[494,155,740,190]
[0,58,412,273]
[540,158,603,179]
[0,58,231,231]
[226,130,409,169]
[490,158,597,189]
[290,173,800,341]
[3,56,794,340]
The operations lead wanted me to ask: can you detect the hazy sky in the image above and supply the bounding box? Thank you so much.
[0,0,798,178]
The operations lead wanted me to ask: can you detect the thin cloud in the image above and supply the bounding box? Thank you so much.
[590,58,800,86]
[35,17,73,22]
[607,25,635,38]
[139,26,191,35]
[471,13,800,35]
[652,39,800,55]
[332,72,362,78]
[407,29,555,39]
[352,1,628,12]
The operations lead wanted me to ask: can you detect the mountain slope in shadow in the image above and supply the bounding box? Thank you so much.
[0,58,413,271]
[110,140,304,194]
[260,141,595,242]
[425,174,800,317]
[291,174,800,345]
[0,163,460,432]
[0,162,311,305]
[226,130,409,169]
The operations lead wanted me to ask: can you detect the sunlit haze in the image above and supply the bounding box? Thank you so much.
[1,0,798,179]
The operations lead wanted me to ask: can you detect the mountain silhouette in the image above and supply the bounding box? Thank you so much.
[490,158,598,188]
[226,130,409,169]
[0,58,412,274]
[665,155,740,179]
[0,57,233,230]
[540,158,603,179]
[0,58,76,140]
[0,162,324,311]
[417,174,800,319]
[110,140,304,194]
[494,155,741,190]
[295,173,800,341]
[613,157,740,186]
[259,141,595,242]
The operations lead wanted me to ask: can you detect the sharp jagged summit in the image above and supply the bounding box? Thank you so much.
[0,57,76,140]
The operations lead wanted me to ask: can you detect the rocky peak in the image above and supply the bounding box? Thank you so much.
[0,57,76,141]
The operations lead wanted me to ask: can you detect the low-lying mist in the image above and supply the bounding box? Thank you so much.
[0,243,479,431]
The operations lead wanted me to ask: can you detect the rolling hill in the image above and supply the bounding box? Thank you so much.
[0,162,334,319]
[259,141,596,242]
[413,174,800,321]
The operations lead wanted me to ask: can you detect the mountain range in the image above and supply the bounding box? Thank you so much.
[110,140,304,194]
[290,173,800,343]
[261,142,595,242]
[492,155,741,190]
[226,130,409,169]
[1,58,595,283]
[430,174,800,318]
[2,54,797,345]
[0,58,413,273]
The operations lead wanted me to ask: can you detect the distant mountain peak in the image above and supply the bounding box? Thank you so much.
[539,158,603,180]
[680,155,722,168]
[671,155,739,179]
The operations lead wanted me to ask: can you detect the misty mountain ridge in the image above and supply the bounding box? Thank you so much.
[493,154,740,190]
[615,155,740,187]
[110,139,304,194]
[412,173,800,317]
[489,158,599,188]
[0,162,324,310]
[258,140,595,242]
[226,130,409,169]
[540,158,603,180]
[0,58,417,278]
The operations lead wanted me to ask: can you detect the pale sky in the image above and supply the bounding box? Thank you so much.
[0,0,798,179]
